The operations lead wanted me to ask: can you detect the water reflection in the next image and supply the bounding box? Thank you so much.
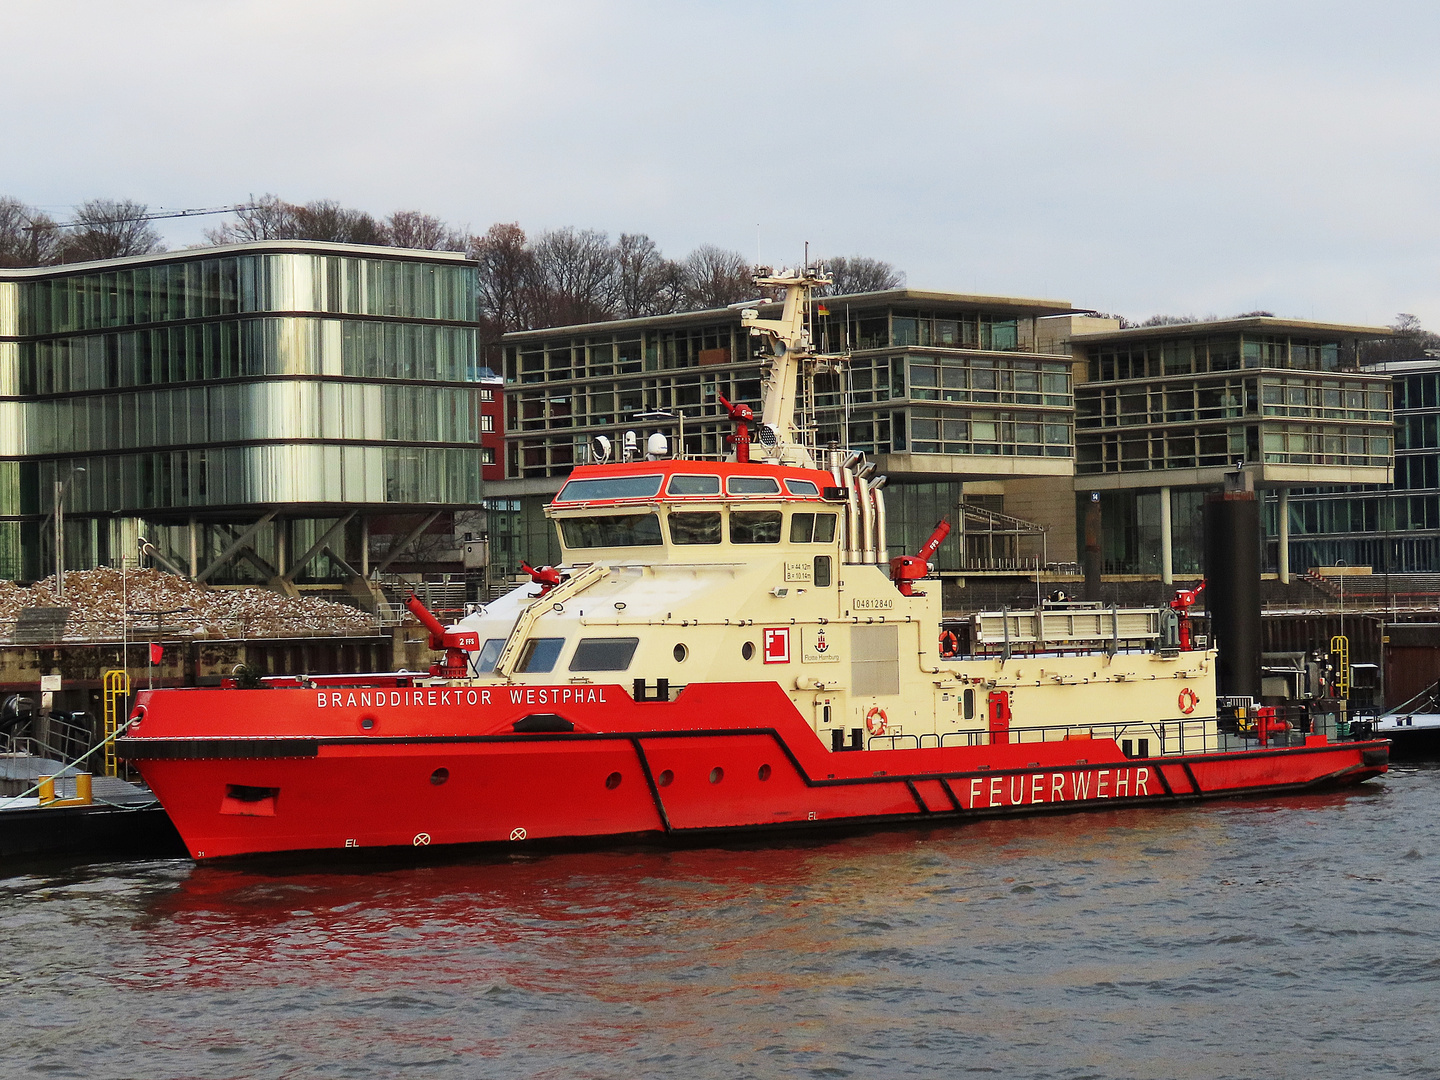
[0,778,1429,1080]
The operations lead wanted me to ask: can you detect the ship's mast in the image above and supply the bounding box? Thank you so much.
[740,265,845,469]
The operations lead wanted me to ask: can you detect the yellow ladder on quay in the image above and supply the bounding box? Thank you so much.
[102,669,131,778]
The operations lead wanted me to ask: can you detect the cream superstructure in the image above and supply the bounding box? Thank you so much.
[451,264,1217,756]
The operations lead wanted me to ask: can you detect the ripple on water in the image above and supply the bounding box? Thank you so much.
[2,770,1440,1078]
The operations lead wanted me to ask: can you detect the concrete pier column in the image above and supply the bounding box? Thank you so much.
[188,516,198,579]
[1277,488,1290,585]
[1160,486,1173,585]
[360,516,370,577]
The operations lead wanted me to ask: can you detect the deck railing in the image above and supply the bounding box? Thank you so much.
[863,706,1341,756]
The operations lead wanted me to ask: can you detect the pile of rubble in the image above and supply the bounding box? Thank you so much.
[1,568,392,641]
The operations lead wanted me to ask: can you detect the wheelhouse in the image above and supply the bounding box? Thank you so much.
[548,460,843,564]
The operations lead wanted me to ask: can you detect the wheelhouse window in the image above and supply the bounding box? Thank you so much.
[731,510,782,543]
[555,474,662,502]
[669,511,722,544]
[667,474,721,496]
[789,512,838,543]
[785,479,819,496]
[517,638,565,673]
[727,476,781,495]
[569,637,640,671]
[474,638,505,673]
[559,513,663,548]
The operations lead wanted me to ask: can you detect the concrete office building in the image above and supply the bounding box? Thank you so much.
[492,291,1083,587]
[1067,317,1394,582]
[0,241,486,596]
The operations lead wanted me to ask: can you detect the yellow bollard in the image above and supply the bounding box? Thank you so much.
[75,773,93,805]
[38,776,55,805]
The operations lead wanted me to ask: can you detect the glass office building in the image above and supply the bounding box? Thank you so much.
[1278,358,1440,571]
[495,291,1078,578]
[0,241,483,585]
[1068,318,1393,577]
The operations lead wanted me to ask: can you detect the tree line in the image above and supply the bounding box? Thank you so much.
[1,197,167,265]
[1,193,904,342]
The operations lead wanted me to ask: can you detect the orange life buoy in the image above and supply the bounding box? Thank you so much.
[1178,687,1199,715]
[939,630,960,658]
[865,706,888,736]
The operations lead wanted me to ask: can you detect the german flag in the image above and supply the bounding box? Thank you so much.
[816,303,830,316]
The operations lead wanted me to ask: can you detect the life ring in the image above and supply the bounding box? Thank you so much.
[939,630,960,658]
[1178,687,1199,715]
[865,706,888,736]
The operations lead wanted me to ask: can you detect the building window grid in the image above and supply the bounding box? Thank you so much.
[1076,359,1392,474]
[505,326,1076,478]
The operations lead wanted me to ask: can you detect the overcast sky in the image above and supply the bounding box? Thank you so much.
[5,1,1437,328]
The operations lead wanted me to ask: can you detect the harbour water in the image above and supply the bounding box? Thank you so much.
[3,767,1439,1079]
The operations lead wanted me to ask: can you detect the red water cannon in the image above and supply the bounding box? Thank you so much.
[1169,580,1206,651]
[521,561,562,596]
[890,518,951,596]
[716,393,753,464]
[405,594,479,679]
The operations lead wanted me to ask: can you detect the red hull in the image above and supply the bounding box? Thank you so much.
[119,682,1389,861]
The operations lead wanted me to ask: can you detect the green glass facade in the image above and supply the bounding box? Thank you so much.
[1,243,483,584]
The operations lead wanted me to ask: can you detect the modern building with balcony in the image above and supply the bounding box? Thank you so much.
[1278,356,1440,573]
[0,241,486,595]
[1067,317,1394,581]
[492,290,1082,585]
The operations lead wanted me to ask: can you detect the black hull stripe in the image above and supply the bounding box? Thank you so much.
[202,761,1387,865]
[118,729,1390,788]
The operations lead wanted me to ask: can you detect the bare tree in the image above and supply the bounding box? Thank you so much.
[1138,314,1199,327]
[470,222,534,336]
[821,255,905,295]
[681,244,753,309]
[287,199,389,245]
[0,196,61,266]
[1361,313,1440,365]
[388,209,466,252]
[527,227,618,327]
[58,199,165,262]
[615,232,677,318]
[204,194,297,243]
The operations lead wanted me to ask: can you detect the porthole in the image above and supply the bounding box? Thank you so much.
[757,764,772,782]
[709,767,724,784]
[605,771,622,790]
[360,716,376,731]
[658,769,674,787]
[741,641,755,661]
[673,643,688,662]
[430,768,449,786]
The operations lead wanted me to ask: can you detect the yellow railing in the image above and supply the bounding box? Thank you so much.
[1331,634,1350,700]
[102,669,131,778]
